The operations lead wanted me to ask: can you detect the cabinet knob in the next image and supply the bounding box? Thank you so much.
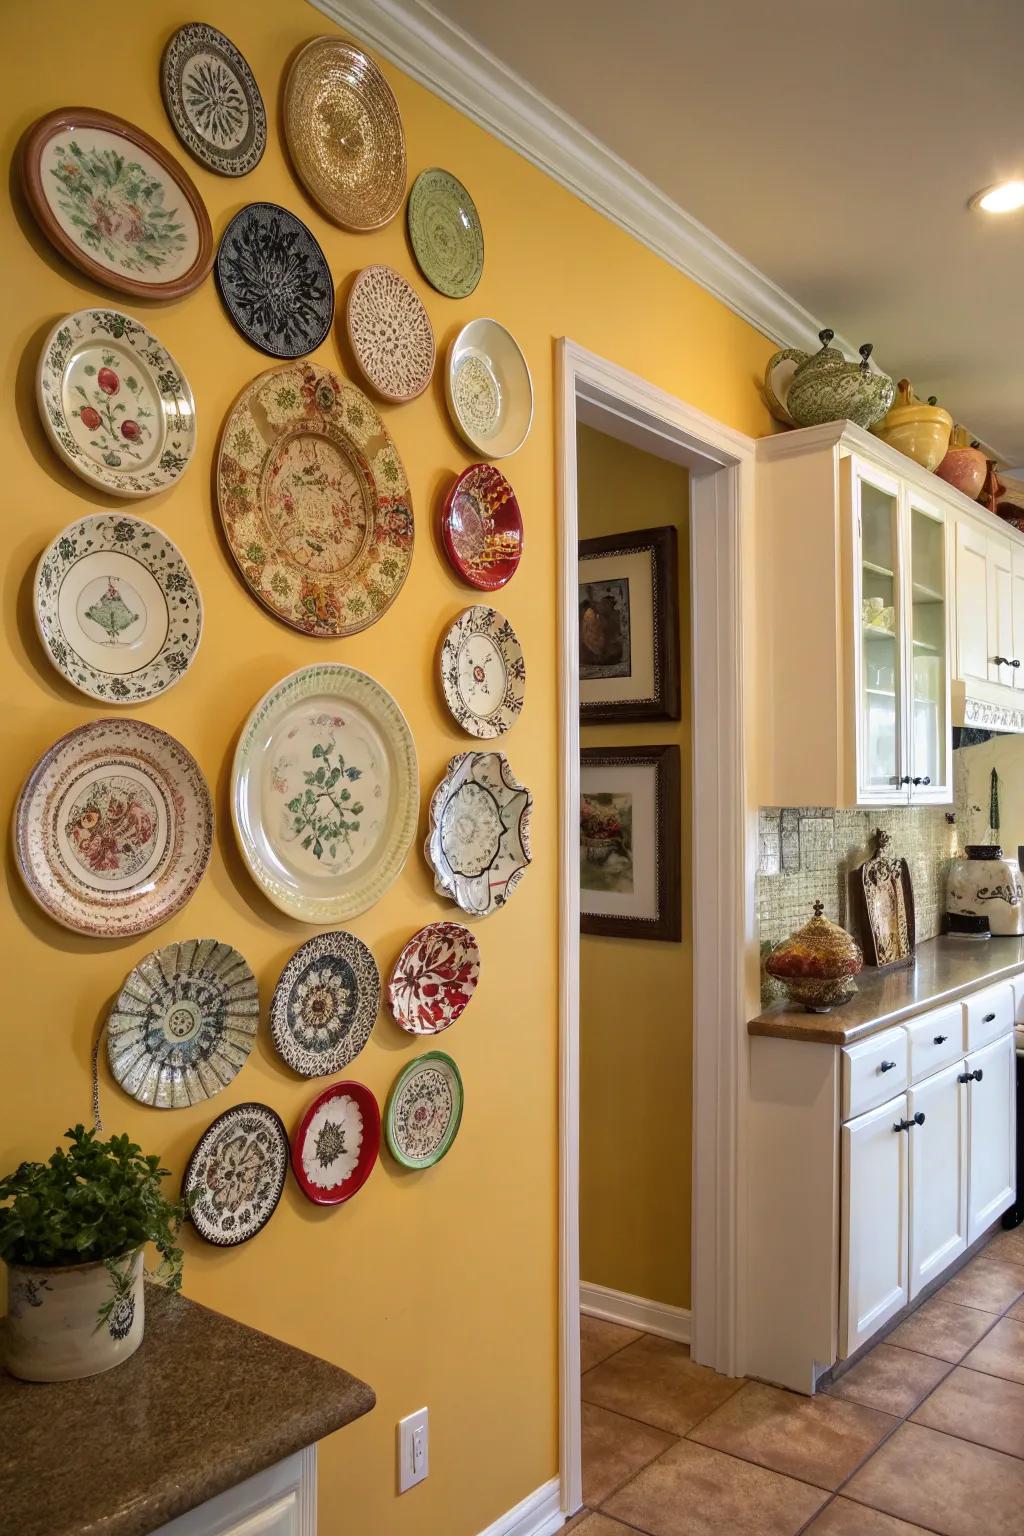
[992,655,1020,667]
[893,1115,925,1132]
[983,1012,996,1023]
[911,775,932,787]
[879,1059,897,1073]
[934,1034,948,1044]
[958,1068,984,1084]
[899,775,912,785]
[913,1111,926,1127]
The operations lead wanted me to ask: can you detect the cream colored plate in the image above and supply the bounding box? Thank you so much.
[445,318,533,458]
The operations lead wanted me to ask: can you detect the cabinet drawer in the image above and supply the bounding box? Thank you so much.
[963,982,1013,1053]
[906,1005,964,1084]
[842,1027,909,1120]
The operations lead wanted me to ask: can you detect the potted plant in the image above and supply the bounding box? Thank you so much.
[0,1124,188,1382]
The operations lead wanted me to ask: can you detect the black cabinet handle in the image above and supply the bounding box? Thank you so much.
[899,775,912,785]
[879,1059,897,1073]
[958,1068,985,1084]
[992,656,1020,667]
[983,1012,996,1023]
[911,775,932,786]
[893,1114,926,1132]
[934,1034,948,1044]
[913,1111,926,1127]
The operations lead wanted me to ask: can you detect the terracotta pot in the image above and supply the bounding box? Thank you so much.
[3,1249,144,1382]
[871,379,952,471]
[934,426,986,500]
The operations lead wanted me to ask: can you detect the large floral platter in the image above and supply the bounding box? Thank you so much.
[21,108,214,301]
[15,718,213,938]
[108,939,258,1109]
[34,513,202,704]
[440,605,525,739]
[440,463,523,591]
[271,931,380,1077]
[385,1052,463,1170]
[426,751,533,918]
[216,362,414,638]
[292,1080,380,1206]
[182,1102,288,1247]
[37,310,197,499]
[387,921,480,1035]
[161,22,267,178]
[232,664,419,924]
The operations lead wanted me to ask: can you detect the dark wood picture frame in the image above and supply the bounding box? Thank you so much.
[578,524,681,723]
[580,744,682,942]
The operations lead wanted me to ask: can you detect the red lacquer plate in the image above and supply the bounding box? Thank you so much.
[291,1081,380,1206]
[388,921,481,1035]
[439,463,523,591]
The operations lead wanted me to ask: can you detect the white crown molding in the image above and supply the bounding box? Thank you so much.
[581,1281,692,1344]
[475,1478,563,1536]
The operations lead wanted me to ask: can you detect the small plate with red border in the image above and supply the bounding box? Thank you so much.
[440,463,523,590]
[291,1080,380,1205]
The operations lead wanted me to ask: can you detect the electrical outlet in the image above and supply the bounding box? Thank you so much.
[397,1407,429,1492]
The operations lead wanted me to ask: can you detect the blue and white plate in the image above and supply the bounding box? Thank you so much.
[270,931,380,1077]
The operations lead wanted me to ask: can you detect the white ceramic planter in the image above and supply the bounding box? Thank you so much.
[3,1249,144,1382]
[947,853,1024,936]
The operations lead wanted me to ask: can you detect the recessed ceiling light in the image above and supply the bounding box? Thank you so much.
[970,180,1024,213]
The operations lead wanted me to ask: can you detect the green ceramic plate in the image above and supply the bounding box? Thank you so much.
[385,1051,464,1169]
[407,168,483,299]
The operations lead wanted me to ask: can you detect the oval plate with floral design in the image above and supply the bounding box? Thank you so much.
[440,464,523,591]
[216,362,414,638]
[292,1080,380,1205]
[15,718,213,939]
[388,921,480,1035]
[216,203,333,359]
[345,265,435,403]
[34,513,202,705]
[161,22,267,178]
[445,318,533,459]
[183,1102,289,1247]
[37,310,197,499]
[385,1051,463,1170]
[426,751,533,918]
[407,167,484,299]
[108,939,258,1109]
[232,664,419,924]
[271,931,380,1077]
[440,605,525,739]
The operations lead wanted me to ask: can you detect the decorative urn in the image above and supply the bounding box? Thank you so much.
[980,459,1007,515]
[934,425,987,500]
[946,845,1024,937]
[871,380,953,471]
[764,901,864,1012]
[764,329,895,430]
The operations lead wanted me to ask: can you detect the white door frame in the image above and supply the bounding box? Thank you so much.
[557,339,755,1515]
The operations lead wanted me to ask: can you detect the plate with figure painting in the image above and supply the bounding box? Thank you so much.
[15,718,213,938]
[426,750,533,918]
[440,464,523,591]
[108,939,258,1109]
[292,1080,380,1205]
[270,931,380,1077]
[387,921,480,1035]
[161,22,267,178]
[34,513,202,705]
[231,663,419,924]
[439,605,525,739]
[216,362,414,638]
[216,204,333,358]
[37,310,197,499]
[385,1051,463,1170]
[183,1102,289,1246]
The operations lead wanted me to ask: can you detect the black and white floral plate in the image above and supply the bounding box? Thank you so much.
[440,605,525,738]
[160,23,267,177]
[270,931,380,1077]
[182,1102,289,1246]
[216,203,334,358]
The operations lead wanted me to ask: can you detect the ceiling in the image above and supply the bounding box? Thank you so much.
[418,0,1024,463]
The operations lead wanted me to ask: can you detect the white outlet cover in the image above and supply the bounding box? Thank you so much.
[398,1407,429,1492]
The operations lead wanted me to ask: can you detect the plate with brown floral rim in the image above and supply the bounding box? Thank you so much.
[21,108,214,301]
[439,605,526,738]
[216,361,414,638]
[182,1102,289,1246]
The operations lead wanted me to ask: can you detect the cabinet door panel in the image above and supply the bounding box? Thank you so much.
[906,495,951,802]
[967,1033,1016,1242]
[1012,546,1024,691]
[851,457,906,804]
[956,518,990,686]
[988,535,1014,685]
[841,1093,909,1358]
[908,1063,967,1299]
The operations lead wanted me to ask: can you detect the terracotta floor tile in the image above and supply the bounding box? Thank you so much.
[843,1421,1024,1535]
[984,1225,1024,1268]
[803,1497,935,1534]
[939,1255,1024,1314]
[581,1401,676,1506]
[581,1334,744,1436]
[827,1343,950,1416]
[886,1295,997,1363]
[563,1512,594,1533]
[581,1315,643,1374]
[603,1438,828,1535]
[687,1380,896,1490]
[961,1316,1024,1385]
[1008,1295,1024,1322]
[911,1365,1024,1458]
[569,1517,646,1536]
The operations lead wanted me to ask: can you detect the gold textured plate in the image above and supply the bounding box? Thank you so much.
[284,37,406,232]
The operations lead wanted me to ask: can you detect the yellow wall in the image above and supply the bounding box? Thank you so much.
[0,3,774,1532]
[577,428,692,1309]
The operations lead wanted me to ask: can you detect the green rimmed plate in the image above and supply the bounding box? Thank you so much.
[385,1051,463,1169]
[407,168,483,299]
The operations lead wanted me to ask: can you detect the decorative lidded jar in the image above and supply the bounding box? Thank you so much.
[764,900,864,1012]
[764,328,895,431]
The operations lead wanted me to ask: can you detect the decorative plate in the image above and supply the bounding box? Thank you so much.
[385,1052,463,1170]
[21,108,214,301]
[388,922,480,1035]
[345,265,435,404]
[216,362,414,638]
[271,931,380,1077]
[108,939,258,1109]
[36,309,197,500]
[182,1102,289,1247]
[232,663,419,924]
[445,319,533,458]
[34,513,202,705]
[407,168,484,299]
[440,464,523,591]
[426,751,533,918]
[216,204,333,359]
[284,38,406,232]
[160,22,267,178]
[292,1080,380,1205]
[15,718,213,939]
[440,606,525,739]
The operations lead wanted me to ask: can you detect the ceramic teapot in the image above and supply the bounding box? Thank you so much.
[764,329,895,430]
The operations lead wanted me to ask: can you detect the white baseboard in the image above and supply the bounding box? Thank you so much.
[476,1477,564,1536]
[581,1281,692,1345]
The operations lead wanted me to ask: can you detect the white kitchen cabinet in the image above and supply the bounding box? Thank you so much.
[966,1032,1017,1243]
[840,1092,909,1357]
[1012,547,1024,692]
[908,1062,967,1298]
[152,1449,315,1536]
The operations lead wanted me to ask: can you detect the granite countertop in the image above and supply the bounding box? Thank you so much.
[749,934,1024,1045]
[0,1283,374,1536]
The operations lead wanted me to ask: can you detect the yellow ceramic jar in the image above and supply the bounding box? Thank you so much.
[871,379,952,471]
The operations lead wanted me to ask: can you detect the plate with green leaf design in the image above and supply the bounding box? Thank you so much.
[37,310,197,499]
[231,664,419,923]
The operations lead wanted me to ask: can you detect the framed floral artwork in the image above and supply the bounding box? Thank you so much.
[580,745,681,941]
[578,525,680,722]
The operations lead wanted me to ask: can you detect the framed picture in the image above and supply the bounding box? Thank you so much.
[580,745,681,942]
[578,525,680,722]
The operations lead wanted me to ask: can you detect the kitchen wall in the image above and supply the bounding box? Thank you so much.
[954,732,1024,856]
[578,425,691,1311]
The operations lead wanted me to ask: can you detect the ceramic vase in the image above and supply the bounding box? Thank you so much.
[871,380,952,471]
[3,1249,144,1382]
[934,426,986,500]
[946,847,1024,937]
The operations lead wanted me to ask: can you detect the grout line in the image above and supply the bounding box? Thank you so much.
[581,1334,651,1379]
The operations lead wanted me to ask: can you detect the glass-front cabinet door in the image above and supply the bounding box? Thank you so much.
[851,458,905,802]
[905,491,952,802]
